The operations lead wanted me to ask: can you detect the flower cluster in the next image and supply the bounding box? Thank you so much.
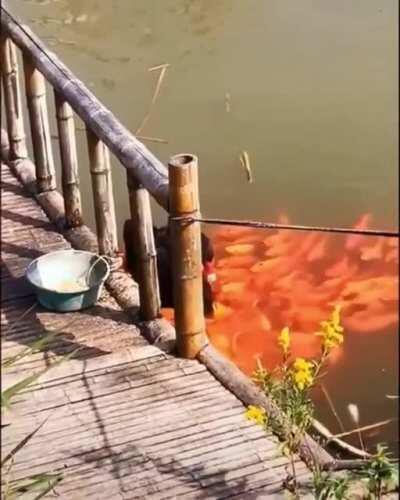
[291,357,314,391]
[245,405,267,426]
[316,305,344,353]
[277,326,290,356]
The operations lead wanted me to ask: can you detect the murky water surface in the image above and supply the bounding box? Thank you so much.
[7,0,398,454]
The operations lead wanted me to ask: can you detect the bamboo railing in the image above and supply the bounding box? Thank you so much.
[0,6,345,468]
[0,6,206,359]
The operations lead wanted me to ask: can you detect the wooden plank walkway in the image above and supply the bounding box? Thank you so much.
[1,162,312,499]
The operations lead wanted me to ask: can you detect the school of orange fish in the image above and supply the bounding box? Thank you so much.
[162,213,399,376]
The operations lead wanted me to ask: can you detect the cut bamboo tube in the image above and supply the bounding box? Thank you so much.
[168,154,208,358]
[86,127,118,256]
[126,172,161,320]
[0,35,27,159]
[23,53,56,192]
[54,90,83,227]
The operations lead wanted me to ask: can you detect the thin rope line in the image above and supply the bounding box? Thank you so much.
[169,216,399,238]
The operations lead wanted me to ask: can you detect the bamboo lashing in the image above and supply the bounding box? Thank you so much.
[86,128,118,257]
[23,53,56,192]
[54,90,83,227]
[168,154,208,359]
[127,172,161,320]
[0,36,27,160]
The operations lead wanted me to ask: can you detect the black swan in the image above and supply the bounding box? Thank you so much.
[123,220,216,316]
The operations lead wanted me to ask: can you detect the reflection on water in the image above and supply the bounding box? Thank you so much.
[8,0,399,453]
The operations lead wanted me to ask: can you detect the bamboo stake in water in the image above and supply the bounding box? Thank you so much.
[86,128,118,256]
[54,90,82,227]
[168,154,208,359]
[126,172,161,320]
[23,54,56,192]
[0,36,27,160]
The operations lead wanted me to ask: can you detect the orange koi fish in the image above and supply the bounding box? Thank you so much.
[345,214,372,251]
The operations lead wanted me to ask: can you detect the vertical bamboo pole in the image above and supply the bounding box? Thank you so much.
[54,90,83,227]
[127,172,161,320]
[168,154,208,358]
[86,127,118,256]
[0,36,27,160]
[23,54,56,192]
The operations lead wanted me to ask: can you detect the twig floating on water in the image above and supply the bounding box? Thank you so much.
[225,92,231,113]
[240,150,253,183]
[329,418,396,441]
[148,63,170,72]
[320,383,346,433]
[136,64,169,135]
[136,135,168,144]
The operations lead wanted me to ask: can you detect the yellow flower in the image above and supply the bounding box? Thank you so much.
[315,305,344,353]
[245,405,267,426]
[278,326,291,355]
[331,305,342,329]
[293,357,313,372]
[291,357,314,391]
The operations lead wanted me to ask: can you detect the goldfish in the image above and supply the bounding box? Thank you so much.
[343,310,398,333]
[360,238,385,261]
[211,302,234,321]
[325,256,357,279]
[216,267,251,284]
[345,214,372,251]
[217,255,258,269]
[225,243,256,256]
[206,212,398,377]
[307,236,328,262]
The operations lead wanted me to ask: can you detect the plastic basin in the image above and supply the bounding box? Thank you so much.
[25,249,110,312]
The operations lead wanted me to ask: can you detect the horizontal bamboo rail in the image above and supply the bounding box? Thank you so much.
[1,7,169,210]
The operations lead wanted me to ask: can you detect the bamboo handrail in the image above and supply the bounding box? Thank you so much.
[23,53,56,192]
[1,7,169,210]
[0,35,27,160]
[168,154,208,358]
[54,90,83,227]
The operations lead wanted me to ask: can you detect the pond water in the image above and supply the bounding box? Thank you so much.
[7,0,398,455]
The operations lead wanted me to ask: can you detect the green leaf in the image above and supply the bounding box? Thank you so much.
[1,348,80,410]
[2,318,79,370]
[1,417,49,467]
[6,473,62,499]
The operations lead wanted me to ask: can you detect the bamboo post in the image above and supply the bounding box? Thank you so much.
[54,90,83,227]
[23,53,56,192]
[126,172,161,320]
[86,127,118,256]
[168,154,208,358]
[0,36,27,160]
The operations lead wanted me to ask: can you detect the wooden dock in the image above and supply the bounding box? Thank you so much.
[1,162,311,499]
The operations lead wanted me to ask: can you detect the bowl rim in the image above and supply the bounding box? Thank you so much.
[25,249,110,294]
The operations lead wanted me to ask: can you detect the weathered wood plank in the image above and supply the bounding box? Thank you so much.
[1,162,317,498]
